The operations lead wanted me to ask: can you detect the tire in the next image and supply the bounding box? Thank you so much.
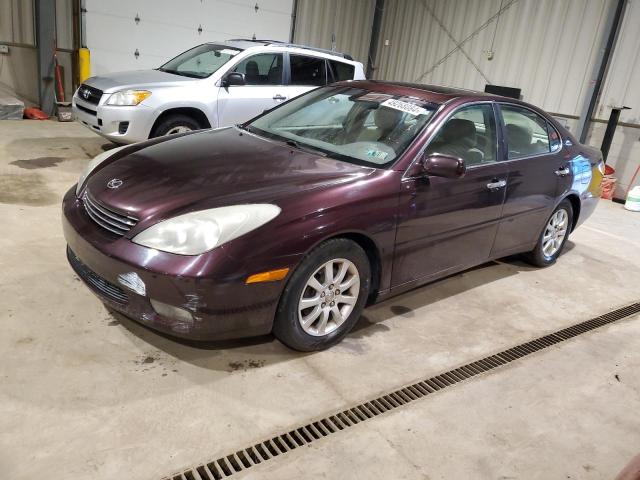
[151,114,201,138]
[523,199,573,267]
[273,238,371,351]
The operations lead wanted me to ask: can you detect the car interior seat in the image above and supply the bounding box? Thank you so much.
[244,61,260,84]
[355,107,404,143]
[505,123,533,156]
[267,64,282,84]
[427,118,484,165]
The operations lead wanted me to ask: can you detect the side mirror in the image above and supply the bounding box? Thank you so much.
[422,153,466,178]
[222,72,245,87]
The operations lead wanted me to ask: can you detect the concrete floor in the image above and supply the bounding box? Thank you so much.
[1,119,639,480]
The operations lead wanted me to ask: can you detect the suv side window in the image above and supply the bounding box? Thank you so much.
[290,55,327,86]
[328,60,355,81]
[232,53,283,85]
[500,105,556,159]
[426,104,497,166]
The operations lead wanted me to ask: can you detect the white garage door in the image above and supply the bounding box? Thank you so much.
[85,0,293,76]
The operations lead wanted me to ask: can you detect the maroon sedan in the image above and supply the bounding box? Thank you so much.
[63,81,603,351]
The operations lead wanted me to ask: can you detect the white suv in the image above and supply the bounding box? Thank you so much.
[72,39,366,144]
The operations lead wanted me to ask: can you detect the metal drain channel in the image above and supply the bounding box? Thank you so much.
[164,302,640,480]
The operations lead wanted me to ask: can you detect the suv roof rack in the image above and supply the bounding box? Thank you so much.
[226,38,354,61]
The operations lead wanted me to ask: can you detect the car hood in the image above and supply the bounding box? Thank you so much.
[86,127,375,226]
[83,69,197,92]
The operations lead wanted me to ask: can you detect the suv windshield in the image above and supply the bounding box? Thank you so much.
[159,44,241,78]
[248,87,436,168]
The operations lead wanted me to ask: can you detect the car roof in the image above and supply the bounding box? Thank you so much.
[336,80,515,105]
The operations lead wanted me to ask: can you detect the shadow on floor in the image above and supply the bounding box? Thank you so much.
[104,248,559,371]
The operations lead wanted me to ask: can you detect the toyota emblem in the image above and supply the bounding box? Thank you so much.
[107,178,123,189]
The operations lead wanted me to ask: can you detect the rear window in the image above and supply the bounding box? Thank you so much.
[329,60,355,81]
[290,55,327,86]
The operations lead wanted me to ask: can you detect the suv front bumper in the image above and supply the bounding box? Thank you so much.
[73,93,155,144]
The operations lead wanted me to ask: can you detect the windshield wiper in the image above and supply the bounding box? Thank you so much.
[157,68,204,78]
[284,139,327,157]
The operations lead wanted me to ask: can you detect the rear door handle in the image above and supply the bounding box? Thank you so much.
[486,179,507,190]
[273,94,287,101]
[555,166,570,177]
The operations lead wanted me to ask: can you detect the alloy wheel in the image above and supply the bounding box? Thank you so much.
[166,126,192,135]
[298,258,360,337]
[542,208,569,258]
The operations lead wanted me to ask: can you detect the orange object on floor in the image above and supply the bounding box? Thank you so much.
[23,107,49,120]
[601,175,617,199]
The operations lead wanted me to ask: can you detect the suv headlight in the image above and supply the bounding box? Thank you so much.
[106,90,152,106]
[76,145,128,196]
[132,204,281,255]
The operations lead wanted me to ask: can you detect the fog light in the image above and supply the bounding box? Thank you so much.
[150,299,194,323]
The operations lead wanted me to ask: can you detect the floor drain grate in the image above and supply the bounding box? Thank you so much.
[163,302,640,480]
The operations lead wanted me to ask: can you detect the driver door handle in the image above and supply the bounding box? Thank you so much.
[273,94,287,101]
[555,166,570,177]
[486,179,507,190]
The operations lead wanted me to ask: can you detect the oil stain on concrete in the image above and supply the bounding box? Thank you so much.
[0,173,57,206]
[10,156,67,169]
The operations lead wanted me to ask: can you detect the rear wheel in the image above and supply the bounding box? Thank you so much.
[151,114,201,138]
[524,200,573,267]
[273,239,371,351]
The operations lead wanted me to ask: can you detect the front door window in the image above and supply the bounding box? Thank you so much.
[425,104,497,166]
[231,53,284,85]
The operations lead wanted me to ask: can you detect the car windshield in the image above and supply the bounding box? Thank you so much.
[158,44,242,78]
[248,87,437,168]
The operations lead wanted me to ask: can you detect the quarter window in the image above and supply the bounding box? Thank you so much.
[232,53,284,85]
[426,104,497,166]
[290,55,327,86]
[501,105,557,159]
[328,60,355,81]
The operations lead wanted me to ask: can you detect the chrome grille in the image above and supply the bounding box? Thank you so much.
[67,247,128,305]
[77,84,103,105]
[82,192,138,236]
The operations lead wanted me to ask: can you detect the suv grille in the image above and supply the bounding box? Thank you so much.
[77,84,103,105]
[83,191,138,236]
[67,247,129,305]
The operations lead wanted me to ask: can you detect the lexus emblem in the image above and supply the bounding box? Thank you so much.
[107,178,123,189]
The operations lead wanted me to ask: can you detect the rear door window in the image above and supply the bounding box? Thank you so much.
[500,105,555,159]
[328,60,355,81]
[232,53,284,85]
[289,55,327,86]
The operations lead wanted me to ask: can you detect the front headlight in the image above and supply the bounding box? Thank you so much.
[106,90,151,106]
[132,204,281,255]
[76,145,128,196]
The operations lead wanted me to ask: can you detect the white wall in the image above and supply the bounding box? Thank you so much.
[85,0,294,76]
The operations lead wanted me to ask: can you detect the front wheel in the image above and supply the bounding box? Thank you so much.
[524,200,573,267]
[273,239,371,351]
[151,114,200,138]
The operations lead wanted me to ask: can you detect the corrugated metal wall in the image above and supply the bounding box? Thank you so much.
[596,0,640,124]
[373,0,613,117]
[293,0,375,63]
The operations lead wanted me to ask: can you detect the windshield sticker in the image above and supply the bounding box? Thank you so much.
[381,98,428,116]
[366,149,389,161]
[219,49,240,56]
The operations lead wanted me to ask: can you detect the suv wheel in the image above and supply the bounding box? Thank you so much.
[151,114,201,138]
[273,239,371,351]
